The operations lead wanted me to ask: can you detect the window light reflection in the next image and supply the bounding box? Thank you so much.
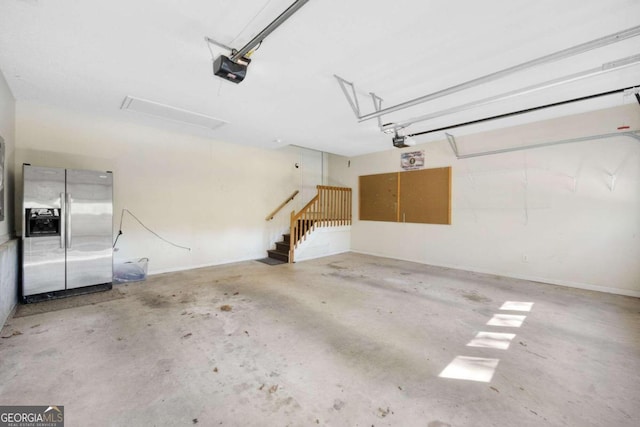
[486,314,526,327]
[467,331,516,350]
[439,356,500,382]
[500,301,534,312]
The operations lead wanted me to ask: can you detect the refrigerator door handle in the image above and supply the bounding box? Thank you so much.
[66,192,72,248]
[60,192,65,249]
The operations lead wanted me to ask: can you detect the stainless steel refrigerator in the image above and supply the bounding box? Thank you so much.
[22,165,113,302]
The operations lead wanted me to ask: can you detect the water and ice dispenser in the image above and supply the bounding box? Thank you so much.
[25,208,61,237]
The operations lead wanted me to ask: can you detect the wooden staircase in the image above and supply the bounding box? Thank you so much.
[267,233,291,263]
[265,185,352,264]
[266,219,317,263]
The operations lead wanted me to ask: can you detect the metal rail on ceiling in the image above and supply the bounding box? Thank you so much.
[205,0,309,61]
[335,25,640,124]
[392,54,640,131]
[446,131,640,160]
[407,84,640,138]
[231,0,309,61]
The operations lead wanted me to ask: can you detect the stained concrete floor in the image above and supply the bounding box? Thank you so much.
[1,253,639,426]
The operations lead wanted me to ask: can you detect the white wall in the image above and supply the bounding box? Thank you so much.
[15,101,317,274]
[297,148,329,207]
[0,68,17,328]
[294,226,351,262]
[329,105,640,296]
[0,69,15,243]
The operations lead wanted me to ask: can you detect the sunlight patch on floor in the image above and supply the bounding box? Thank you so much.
[486,314,527,327]
[439,299,535,382]
[500,301,534,312]
[439,356,500,382]
[467,331,516,350]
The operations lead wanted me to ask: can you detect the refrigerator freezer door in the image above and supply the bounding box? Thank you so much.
[23,165,66,209]
[22,166,66,295]
[65,169,113,289]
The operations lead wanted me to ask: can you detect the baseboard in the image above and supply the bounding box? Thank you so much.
[147,255,274,276]
[136,250,640,299]
[351,250,640,298]
[295,249,350,263]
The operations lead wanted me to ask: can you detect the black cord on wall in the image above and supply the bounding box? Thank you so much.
[113,208,191,251]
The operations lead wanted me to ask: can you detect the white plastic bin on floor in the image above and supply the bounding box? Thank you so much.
[113,258,149,284]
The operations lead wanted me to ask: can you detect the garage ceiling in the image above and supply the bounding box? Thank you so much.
[0,0,639,156]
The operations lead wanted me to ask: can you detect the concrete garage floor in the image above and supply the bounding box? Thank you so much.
[1,253,639,427]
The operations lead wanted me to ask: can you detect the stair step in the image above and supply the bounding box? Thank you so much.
[275,241,290,252]
[282,233,290,243]
[267,249,289,263]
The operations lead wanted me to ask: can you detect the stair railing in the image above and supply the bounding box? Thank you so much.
[289,185,352,262]
[265,190,299,221]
